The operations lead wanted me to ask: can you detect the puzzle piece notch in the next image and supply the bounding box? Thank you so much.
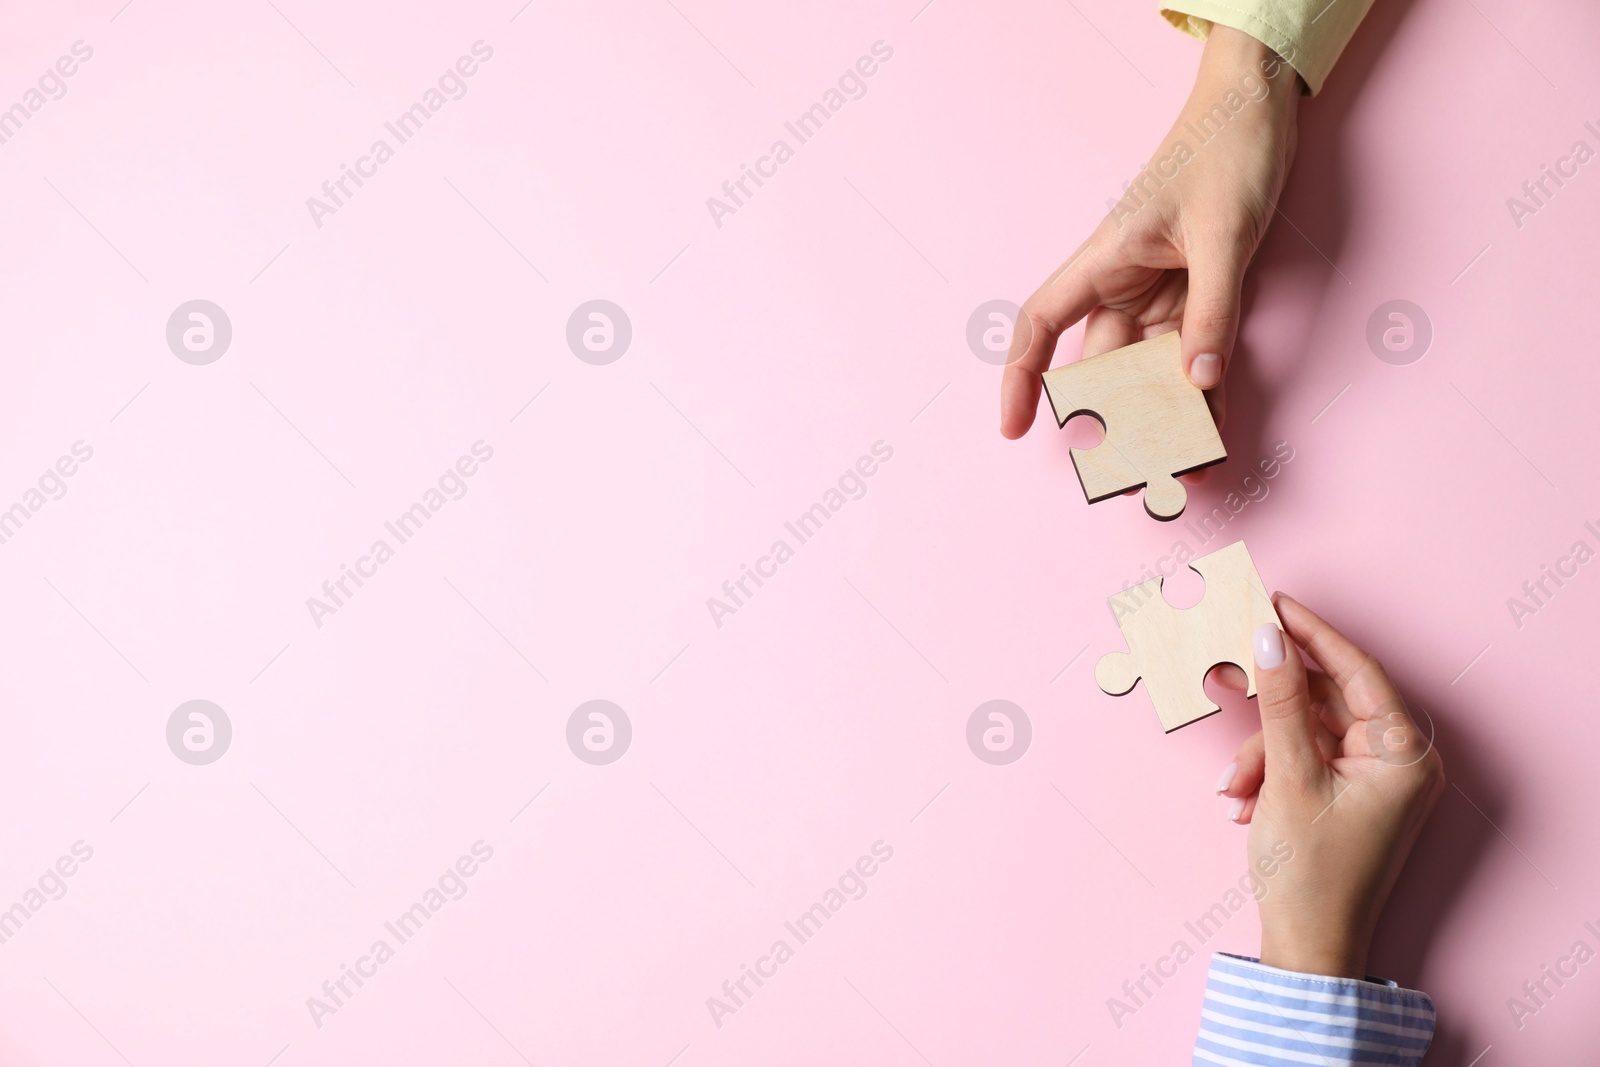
[1094,540,1281,733]
[1041,331,1225,521]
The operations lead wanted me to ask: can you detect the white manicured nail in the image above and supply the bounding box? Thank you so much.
[1190,352,1222,388]
[1253,624,1285,669]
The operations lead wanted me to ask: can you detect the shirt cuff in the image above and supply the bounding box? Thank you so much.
[1194,953,1437,1066]
[1159,0,1377,94]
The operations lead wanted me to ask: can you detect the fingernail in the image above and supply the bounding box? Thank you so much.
[1253,623,1285,669]
[1189,352,1222,388]
[1228,797,1247,822]
[1215,761,1237,794]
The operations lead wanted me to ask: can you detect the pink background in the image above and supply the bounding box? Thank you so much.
[1,0,1597,1063]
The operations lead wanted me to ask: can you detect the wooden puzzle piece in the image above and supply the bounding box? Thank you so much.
[1094,540,1281,733]
[1040,331,1225,521]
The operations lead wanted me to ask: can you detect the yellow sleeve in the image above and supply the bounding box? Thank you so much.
[1159,0,1376,94]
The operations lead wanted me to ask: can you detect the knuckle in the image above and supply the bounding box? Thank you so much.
[1106,220,1143,252]
[1105,219,1161,261]
[1307,687,1334,721]
[1018,305,1057,344]
[1256,677,1306,717]
[1420,748,1446,789]
[1185,294,1237,333]
[1187,216,1253,255]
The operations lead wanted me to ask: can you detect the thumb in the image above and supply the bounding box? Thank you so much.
[1000,244,1106,440]
[1251,623,1325,786]
[1180,239,1249,393]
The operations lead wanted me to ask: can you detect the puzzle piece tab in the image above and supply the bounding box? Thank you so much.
[1094,540,1281,733]
[1041,331,1225,521]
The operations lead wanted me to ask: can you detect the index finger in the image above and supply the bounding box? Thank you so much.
[999,242,1107,440]
[1275,593,1402,718]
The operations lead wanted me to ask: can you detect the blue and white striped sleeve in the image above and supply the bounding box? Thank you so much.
[1193,953,1436,1066]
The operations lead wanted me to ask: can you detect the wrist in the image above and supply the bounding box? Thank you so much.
[1260,924,1370,981]
[1196,25,1302,113]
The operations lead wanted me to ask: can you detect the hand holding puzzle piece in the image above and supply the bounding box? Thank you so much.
[1041,331,1225,521]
